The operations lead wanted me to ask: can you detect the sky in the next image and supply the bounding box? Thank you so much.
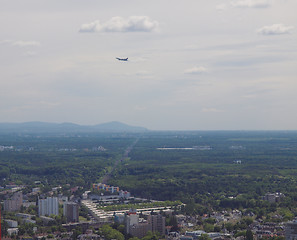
[0,0,296,130]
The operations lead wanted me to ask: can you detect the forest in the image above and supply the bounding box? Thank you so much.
[108,131,297,216]
[1,130,297,217]
[0,132,136,187]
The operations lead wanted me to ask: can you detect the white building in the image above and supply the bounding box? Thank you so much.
[32,187,40,193]
[5,220,18,228]
[7,228,19,236]
[82,191,91,200]
[38,197,59,216]
[119,190,131,199]
[125,209,139,234]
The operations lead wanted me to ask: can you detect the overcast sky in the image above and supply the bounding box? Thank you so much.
[0,0,296,130]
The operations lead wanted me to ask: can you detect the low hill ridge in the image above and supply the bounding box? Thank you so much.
[0,121,148,133]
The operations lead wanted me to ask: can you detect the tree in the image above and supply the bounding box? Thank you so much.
[72,226,82,239]
[199,234,211,240]
[142,231,158,240]
[246,229,253,240]
[1,219,8,237]
[167,216,179,232]
[184,199,195,215]
[214,225,221,232]
[100,224,124,240]
[204,223,214,233]
[225,222,234,232]
[117,224,125,234]
[18,223,35,236]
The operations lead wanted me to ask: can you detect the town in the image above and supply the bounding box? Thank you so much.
[1,180,296,240]
[2,130,297,240]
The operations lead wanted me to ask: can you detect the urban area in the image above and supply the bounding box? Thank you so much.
[1,180,297,240]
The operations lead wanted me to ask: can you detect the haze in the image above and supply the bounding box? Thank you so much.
[0,0,296,130]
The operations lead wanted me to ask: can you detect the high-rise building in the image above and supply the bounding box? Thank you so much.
[148,214,166,236]
[125,209,139,234]
[124,210,166,238]
[125,210,151,239]
[285,220,297,240]
[4,191,23,212]
[38,197,59,216]
[63,202,79,223]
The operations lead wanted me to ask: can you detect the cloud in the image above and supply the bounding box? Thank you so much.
[135,71,151,76]
[0,40,40,47]
[79,16,159,33]
[130,57,148,63]
[184,66,208,74]
[184,44,200,50]
[134,105,146,111]
[202,108,224,113]
[22,51,37,56]
[231,0,270,8]
[216,4,227,11]
[12,41,40,47]
[257,24,294,35]
[38,101,60,107]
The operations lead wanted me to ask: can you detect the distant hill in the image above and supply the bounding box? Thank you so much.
[0,121,148,133]
[93,121,147,132]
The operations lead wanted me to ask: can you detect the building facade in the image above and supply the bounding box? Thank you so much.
[63,202,79,223]
[124,210,166,238]
[93,183,120,193]
[4,191,23,212]
[38,197,59,216]
[149,214,166,236]
[285,220,297,240]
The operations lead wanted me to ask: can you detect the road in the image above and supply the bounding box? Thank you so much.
[101,137,139,184]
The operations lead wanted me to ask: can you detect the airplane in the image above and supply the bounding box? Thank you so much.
[116,57,128,61]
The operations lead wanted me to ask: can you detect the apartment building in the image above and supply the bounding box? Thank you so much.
[63,202,79,223]
[124,209,166,238]
[38,197,59,216]
[4,191,23,212]
[285,220,297,240]
[149,214,166,236]
[92,183,119,193]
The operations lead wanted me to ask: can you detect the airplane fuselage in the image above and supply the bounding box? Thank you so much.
[116,57,128,61]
